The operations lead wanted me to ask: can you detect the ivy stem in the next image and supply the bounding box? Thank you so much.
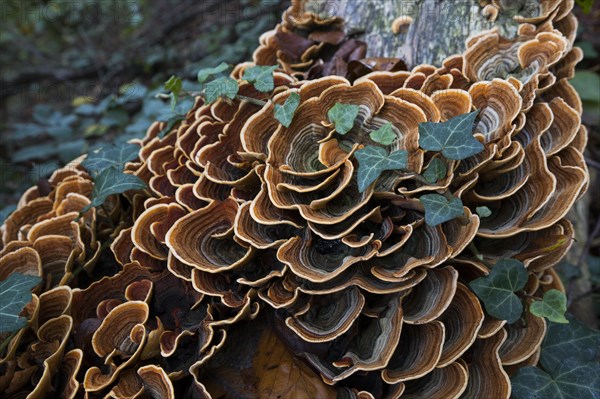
[235,95,269,107]
[407,172,431,186]
[518,290,537,300]
[161,88,270,108]
[185,91,268,108]
[69,263,83,282]
[395,170,470,223]
[441,190,455,201]
[518,314,529,328]
[180,88,194,97]
[100,203,115,230]
[468,242,492,268]
[70,239,113,281]
[0,331,18,356]
[401,171,455,199]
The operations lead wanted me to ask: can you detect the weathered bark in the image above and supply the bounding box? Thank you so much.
[305,0,528,67]
[566,171,597,329]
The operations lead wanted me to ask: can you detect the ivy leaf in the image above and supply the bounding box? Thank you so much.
[164,75,182,96]
[81,166,147,213]
[513,314,600,399]
[274,92,300,128]
[419,193,464,226]
[197,62,230,83]
[83,123,109,138]
[530,289,568,324]
[253,325,338,398]
[541,314,600,371]
[422,158,447,183]
[511,360,600,399]
[82,143,140,174]
[575,0,594,14]
[111,143,140,164]
[0,273,41,334]
[164,76,183,110]
[556,261,583,283]
[354,146,408,193]
[328,103,360,135]
[205,77,239,104]
[243,65,278,92]
[418,110,484,160]
[90,167,147,207]
[469,258,528,323]
[369,123,396,145]
[476,206,492,218]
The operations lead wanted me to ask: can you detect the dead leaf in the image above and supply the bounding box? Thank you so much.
[197,319,337,399]
[254,327,337,399]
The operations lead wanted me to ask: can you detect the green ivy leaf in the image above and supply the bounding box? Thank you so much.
[82,143,140,174]
[556,261,583,283]
[476,206,492,218]
[513,314,600,399]
[171,97,194,116]
[419,193,464,226]
[0,273,41,334]
[197,62,230,83]
[164,75,182,96]
[274,92,300,128]
[242,65,278,92]
[571,70,600,103]
[101,108,129,128]
[354,146,408,193]
[575,0,594,14]
[418,110,484,160]
[422,158,447,183]
[83,123,109,138]
[58,140,87,164]
[164,76,183,110]
[81,166,147,213]
[469,258,528,323]
[369,123,396,145]
[541,314,600,371]
[328,103,360,135]
[579,41,599,59]
[511,360,600,399]
[205,77,239,104]
[530,289,568,324]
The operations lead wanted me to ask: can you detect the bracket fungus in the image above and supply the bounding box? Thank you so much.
[0,0,592,398]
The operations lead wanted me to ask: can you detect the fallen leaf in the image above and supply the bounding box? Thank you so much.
[254,327,337,399]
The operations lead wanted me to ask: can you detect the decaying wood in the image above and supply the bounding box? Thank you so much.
[305,0,531,67]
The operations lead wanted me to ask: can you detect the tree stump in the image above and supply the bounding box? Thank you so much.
[304,0,534,67]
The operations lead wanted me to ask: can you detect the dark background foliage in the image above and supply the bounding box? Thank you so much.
[0,0,598,327]
[0,0,286,209]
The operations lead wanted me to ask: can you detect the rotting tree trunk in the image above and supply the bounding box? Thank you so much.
[305,0,526,67]
[306,0,595,327]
